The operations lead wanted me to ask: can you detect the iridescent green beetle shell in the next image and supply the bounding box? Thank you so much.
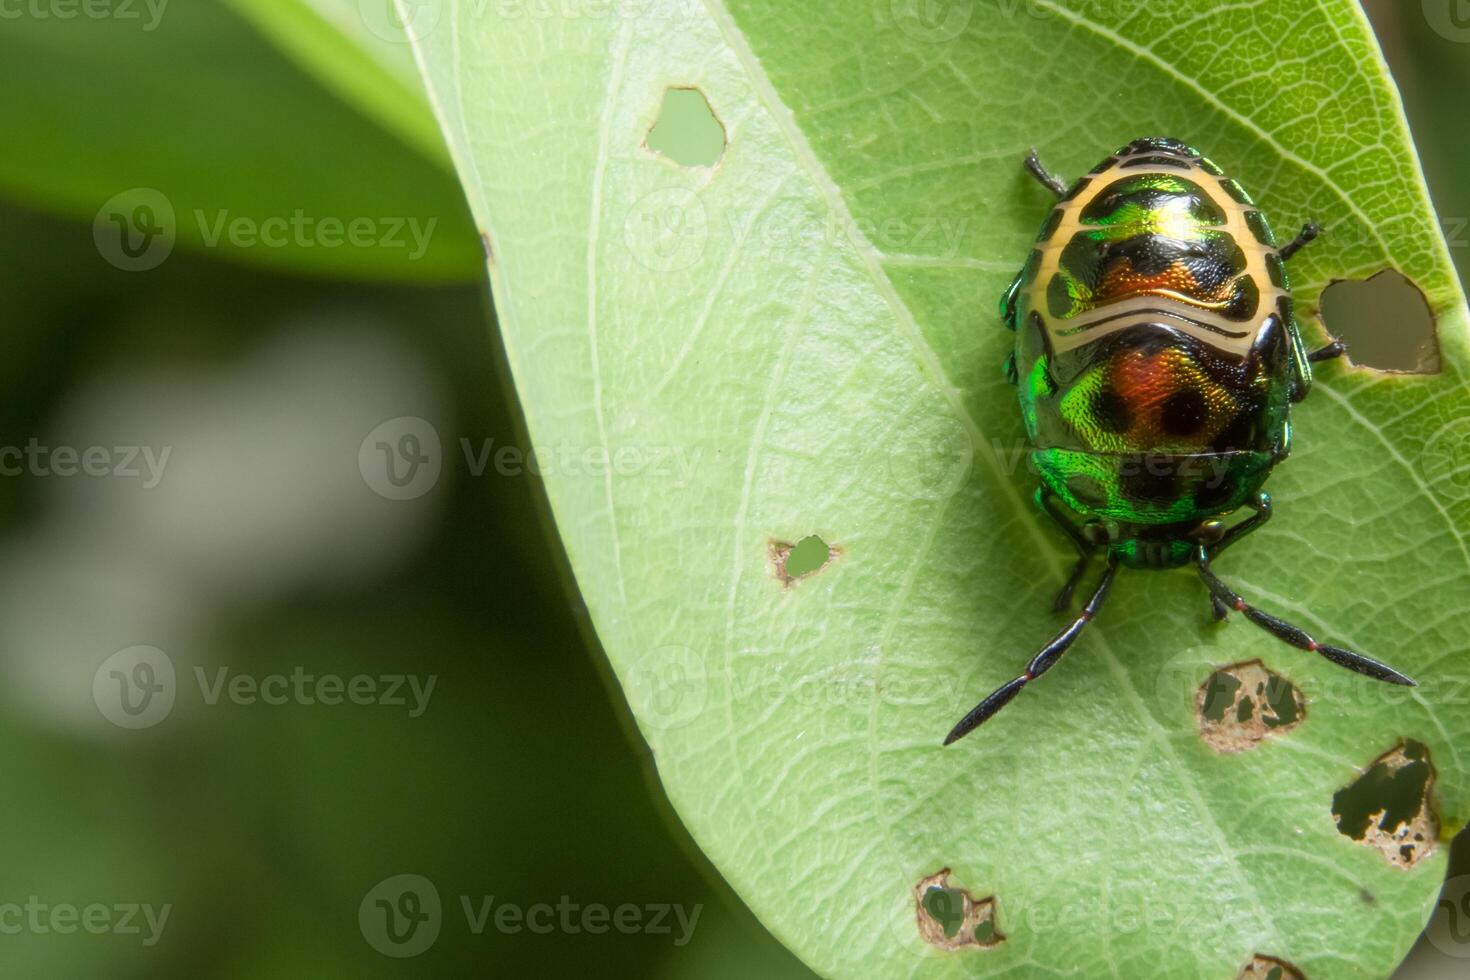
[1003,137,1313,539]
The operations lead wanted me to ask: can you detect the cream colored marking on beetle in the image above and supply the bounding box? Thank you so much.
[1028,151,1288,359]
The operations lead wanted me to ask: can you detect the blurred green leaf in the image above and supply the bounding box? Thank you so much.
[225,0,448,165]
[408,0,1469,976]
[0,1,478,281]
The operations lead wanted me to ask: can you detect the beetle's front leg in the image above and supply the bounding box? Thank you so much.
[1199,491,1272,621]
[1038,488,1098,612]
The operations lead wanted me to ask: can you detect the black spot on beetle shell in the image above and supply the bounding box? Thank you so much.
[1194,475,1239,512]
[1120,466,1177,506]
[1120,137,1198,157]
[1161,390,1207,436]
[1119,155,1191,170]
[1036,209,1064,243]
[1219,179,1254,206]
[1266,253,1287,289]
[1211,409,1259,453]
[1246,210,1277,248]
[1092,389,1132,433]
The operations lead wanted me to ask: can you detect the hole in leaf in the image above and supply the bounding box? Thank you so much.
[913,869,1003,951]
[1237,954,1305,980]
[1319,269,1439,373]
[1332,740,1439,869]
[645,87,725,168]
[769,535,837,586]
[1196,661,1304,752]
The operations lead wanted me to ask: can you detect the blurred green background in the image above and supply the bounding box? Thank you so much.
[0,1,1464,976]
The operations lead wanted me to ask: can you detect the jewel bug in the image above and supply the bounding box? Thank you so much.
[945,137,1414,746]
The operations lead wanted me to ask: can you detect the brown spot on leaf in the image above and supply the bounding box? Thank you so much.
[769,535,838,586]
[1196,661,1304,752]
[914,869,1003,951]
[1237,953,1305,980]
[1332,740,1438,869]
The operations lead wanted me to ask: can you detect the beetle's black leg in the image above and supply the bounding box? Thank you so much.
[1308,338,1349,363]
[1280,221,1320,261]
[1024,148,1068,199]
[1204,492,1272,620]
[1193,544,1416,686]
[1038,488,1094,612]
[944,554,1120,745]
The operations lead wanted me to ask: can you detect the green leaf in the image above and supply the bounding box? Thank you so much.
[0,2,478,281]
[405,0,1470,975]
[226,0,449,165]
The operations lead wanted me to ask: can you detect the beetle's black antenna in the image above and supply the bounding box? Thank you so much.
[1279,221,1320,261]
[1024,148,1069,199]
[944,554,1120,746]
[1193,545,1415,686]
